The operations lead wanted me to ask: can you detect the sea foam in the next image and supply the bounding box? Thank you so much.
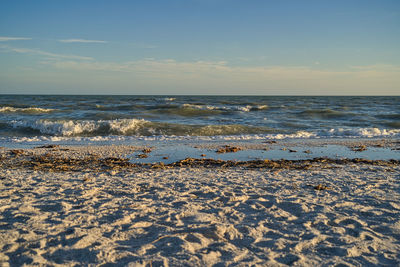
[10,119,148,136]
[9,117,400,138]
[3,127,400,146]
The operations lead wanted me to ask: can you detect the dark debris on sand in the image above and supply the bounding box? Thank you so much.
[216,145,242,153]
[0,148,399,173]
[34,144,60,149]
[313,184,330,190]
[1,152,137,172]
[166,157,399,170]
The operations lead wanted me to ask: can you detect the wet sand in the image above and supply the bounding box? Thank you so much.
[0,142,399,266]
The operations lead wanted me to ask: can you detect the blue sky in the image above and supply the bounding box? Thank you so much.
[0,0,399,95]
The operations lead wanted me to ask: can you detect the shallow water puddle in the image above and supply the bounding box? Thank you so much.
[130,144,400,164]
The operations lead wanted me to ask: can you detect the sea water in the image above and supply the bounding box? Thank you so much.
[0,95,399,149]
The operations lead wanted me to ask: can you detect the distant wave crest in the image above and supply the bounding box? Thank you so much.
[182,103,268,112]
[0,106,56,114]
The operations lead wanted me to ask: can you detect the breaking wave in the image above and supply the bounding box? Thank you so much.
[8,118,400,139]
[9,119,277,137]
[4,127,400,145]
[322,127,400,138]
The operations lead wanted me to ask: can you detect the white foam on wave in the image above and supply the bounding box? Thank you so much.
[10,118,149,136]
[0,106,55,113]
[9,118,273,137]
[3,127,399,145]
[1,135,129,145]
[182,104,208,110]
[324,128,400,138]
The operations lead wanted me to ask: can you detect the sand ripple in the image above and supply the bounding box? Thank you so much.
[0,164,399,266]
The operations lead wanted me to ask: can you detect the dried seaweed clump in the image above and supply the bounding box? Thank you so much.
[10,149,25,157]
[313,184,330,190]
[216,145,242,154]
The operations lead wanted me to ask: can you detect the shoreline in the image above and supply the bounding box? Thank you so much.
[1,149,399,173]
[1,138,399,170]
[1,142,399,173]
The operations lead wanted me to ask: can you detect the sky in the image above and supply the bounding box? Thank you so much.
[0,0,399,95]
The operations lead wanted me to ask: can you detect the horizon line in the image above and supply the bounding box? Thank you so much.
[0,93,399,97]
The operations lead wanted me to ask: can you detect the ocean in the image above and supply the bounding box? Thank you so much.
[0,95,399,147]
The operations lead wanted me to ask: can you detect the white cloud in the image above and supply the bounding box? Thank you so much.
[59,39,107,44]
[0,37,32,42]
[0,45,93,60]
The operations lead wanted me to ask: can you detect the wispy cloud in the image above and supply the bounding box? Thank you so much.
[59,39,107,44]
[0,37,32,42]
[41,59,400,94]
[350,64,400,72]
[45,59,229,75]
[0,45,93,60]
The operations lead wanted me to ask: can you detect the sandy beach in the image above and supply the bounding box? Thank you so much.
[1,0,399,263]
[0,143,399,266]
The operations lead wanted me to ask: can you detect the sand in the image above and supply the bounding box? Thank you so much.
[0,145,399,266]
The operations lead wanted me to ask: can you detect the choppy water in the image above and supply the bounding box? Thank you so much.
[0,95,399,143]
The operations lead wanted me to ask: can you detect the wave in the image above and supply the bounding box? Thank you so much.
[11,119,148,136]
[148,104,267,117]
[299,109,354,119]
[385,122,400,128]
[3,132,314,143]
[9,119,277,137]
[92,103,269,116]
[152,105,222,117]
[8,118,400,140]
[181,104,268,112]
[95,104,146,111]
[376,114,400,120]
[0,106,56,114]
[4,127,400,144]
[322,127,400,137]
